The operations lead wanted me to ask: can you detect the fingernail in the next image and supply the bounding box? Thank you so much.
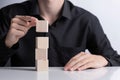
[70,68,73,71]
[64,67,67,71]
[78,68,81,71]
[64,69,67,71]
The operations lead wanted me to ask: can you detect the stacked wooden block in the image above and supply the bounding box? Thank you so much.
[35,20,49,71]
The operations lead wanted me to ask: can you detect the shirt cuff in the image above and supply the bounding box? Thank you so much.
[1,36,19,55]
[104,57,112,66]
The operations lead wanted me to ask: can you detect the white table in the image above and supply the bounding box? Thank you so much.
[0,67,120,80]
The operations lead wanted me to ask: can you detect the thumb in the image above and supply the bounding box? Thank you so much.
[29,17,38,27]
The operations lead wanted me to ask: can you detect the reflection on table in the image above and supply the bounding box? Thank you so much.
[0,67,120,80]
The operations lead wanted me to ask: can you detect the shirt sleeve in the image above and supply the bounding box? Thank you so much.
[87,15,120,66]
[0,8,19,66]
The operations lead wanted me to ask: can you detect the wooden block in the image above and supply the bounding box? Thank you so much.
[36,20,48,32]
[36,37,49,49]
[35,48,48,60]
[36,60,49,71]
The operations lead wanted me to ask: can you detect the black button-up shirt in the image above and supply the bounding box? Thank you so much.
[0,0,120,66]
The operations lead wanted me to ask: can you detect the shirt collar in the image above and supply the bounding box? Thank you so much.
[29,0,72,19]
[29,0,39,16]
[61,0,72,19]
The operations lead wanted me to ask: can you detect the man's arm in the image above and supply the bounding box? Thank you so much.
[86,16,120,66]
[64,15,120,71]
[0,8,15,66]
[0,8,37,66]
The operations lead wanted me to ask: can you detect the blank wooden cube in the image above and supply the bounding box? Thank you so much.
[36,60,49,71]
[36,37,49,49]
[35,48,48,60]
[36,20,48,32]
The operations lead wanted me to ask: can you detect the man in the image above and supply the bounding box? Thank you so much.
[0,0,120,71]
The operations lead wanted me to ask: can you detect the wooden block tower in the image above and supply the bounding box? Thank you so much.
[36,20,49,71]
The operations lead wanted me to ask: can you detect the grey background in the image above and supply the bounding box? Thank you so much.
[0,0,26,8]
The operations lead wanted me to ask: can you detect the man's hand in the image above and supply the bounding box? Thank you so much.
[64,52,108,71]
[5,15,37,48]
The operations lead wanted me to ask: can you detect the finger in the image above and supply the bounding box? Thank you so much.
[28,17,37,27]
[78,62,93,71]
[11,23,28,34]
[64,52,89,71]
[15,15,32,22]
[70,57,92,71]
[64,52,85,70]
[15,15,37,27]
[65,52,85,67]
[11,17,28,27]
[9,28,25,39]
[64,52,87,71]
